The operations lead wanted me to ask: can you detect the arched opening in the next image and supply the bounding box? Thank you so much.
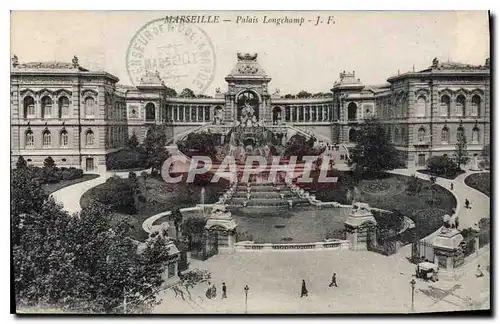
[145,103,156,121]
[237,91,259,123]
[348,128,358,143]
[23,96,35,118]
[471,95,481,116]
[285,106,291,121]
[394,127,401,144]
[272,107,282,125]
[42,130,52,147]
[441,127,450,144]
[60,130,69,147]
[347,102,357,121]
[472,127,480,144]
[440,95,451,116]
[417,127,426,142]
[25,130,34,148]
[58,96,69,118]
[41,96,52,118]
[456,95,466,116]
[85,130,94,146]
[84,97,95,117]
[416,96,427,117]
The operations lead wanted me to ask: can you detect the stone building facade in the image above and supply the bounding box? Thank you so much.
[10,53,490,171]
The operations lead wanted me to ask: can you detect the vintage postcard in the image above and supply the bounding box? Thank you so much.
[10,11,490,314]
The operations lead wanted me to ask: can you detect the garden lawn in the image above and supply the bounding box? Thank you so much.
[43,174,100,194]
[417,169,465,180]
[464,172,490,197]
[308,172,456,239]
[80,175,227,241]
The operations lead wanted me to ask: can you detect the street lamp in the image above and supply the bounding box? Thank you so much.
[244,285,249,314]
[410,279,416,312]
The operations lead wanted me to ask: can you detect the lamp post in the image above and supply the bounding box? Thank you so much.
[410,279,416,312]
[244,285,249,314]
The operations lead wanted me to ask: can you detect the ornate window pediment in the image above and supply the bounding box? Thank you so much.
[81,89,98,98]
[55,89,72,98]
[438,88,454,96]
[37,88,54,97]
[414,88,430,98]
[20,89,36,98]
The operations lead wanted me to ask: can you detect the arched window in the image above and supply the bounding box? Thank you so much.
[457,126,466,142]
[23,96,35,118]
[60,130,69,147]
[41,96,52,118]
[455,95,466,116]
[145,103,156,121]
[272,107,282,125]
[85,130,94,146]
[25,130,34,148]
[347,102,357,120]
[348,128,357,142]
[440,95,451,116]
[471,95,481,116]
[472,127,480,144]
[42,130,52,147]
[417,127,426,142]
[394,127,401,143]
[85,97,95,117]
[285,106,291,121]
[58,96,69,118]
[416,96,427,117]
[441,127,450,144]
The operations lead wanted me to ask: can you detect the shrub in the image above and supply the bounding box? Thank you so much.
[427,155,458,176]
[95,176,136,214]
[62,167,84,180]
[106,148,149,171]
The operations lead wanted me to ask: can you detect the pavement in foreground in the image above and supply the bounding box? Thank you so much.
[153,247,490,314]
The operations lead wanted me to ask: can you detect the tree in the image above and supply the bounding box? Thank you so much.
[454,129,470,169]
[482,144,490,168]
[283,94,296,99]
[426,155,458,176]
[11,168,169,313]
[143,125,170,176]
[127,133,139,149]
[16,156,28,169]
[348,118,401,175]
[179,88,195,98]
[165,87,177,98]
[43,156,56,169]
[296,90,312,98]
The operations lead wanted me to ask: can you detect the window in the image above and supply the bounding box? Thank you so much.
[417,127,426,142]
[456,95,466,116]
[41,96,52,118]
[394,127,401,143]
[416,96,426,117]
[457,127,465,142]
[25,130,34,148]
[58,96,70,118]
[42,130,52,147]
[23,96,35,118]
[471,95,481,116]
[145,103,156,121]
[441,127,450,144]
[472,127,480,144]
[440,95,450,116]
[347,102,357,120]
[86,130,94,146]
[60,130,69,147]
[85,97,95,117]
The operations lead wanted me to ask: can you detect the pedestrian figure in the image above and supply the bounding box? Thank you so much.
[465,199,470,209]
[300,279,308,297]
[450,183,454,191]
[476,265,484,278]
[329,273,338,287]
[222,282,227,299]
[211,284,217,299]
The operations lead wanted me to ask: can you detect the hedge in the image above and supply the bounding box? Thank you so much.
[106,148,149,171]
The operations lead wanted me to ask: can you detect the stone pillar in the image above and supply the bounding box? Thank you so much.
[205,204,238,251]
[344,202,377,251]
[433,228,465,272]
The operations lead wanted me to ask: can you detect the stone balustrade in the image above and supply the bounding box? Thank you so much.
[234,239,349,252]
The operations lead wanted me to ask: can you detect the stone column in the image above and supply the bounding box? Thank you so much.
[433,228,465,273]
[344,202,377,251]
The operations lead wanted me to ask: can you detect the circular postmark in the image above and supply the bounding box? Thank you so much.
[126,18,216,94]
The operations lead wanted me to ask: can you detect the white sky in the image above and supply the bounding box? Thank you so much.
[11,10,490,95]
